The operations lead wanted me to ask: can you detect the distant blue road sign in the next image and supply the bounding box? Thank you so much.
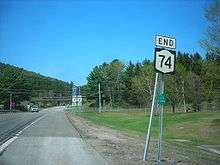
[72,86,79,96]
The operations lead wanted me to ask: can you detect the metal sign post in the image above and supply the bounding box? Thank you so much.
[157,73,165,165]
[143,35,176,163]
[143,72,159,161]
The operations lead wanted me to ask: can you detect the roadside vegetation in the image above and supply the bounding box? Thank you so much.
[81,54,219,113]
[74,111,220,145]
[0,63,72,110]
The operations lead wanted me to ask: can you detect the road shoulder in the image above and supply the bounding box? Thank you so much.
[66,112,188,165]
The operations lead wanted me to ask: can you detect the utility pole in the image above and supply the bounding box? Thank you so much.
[10,93,12,110]
[98,82,101,113]
[182,80,186,112]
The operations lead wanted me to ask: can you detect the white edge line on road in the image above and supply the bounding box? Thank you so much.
[0,136,17,153]
[0,115,46,154]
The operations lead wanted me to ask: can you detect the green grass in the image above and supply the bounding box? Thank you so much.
[74,111,220,145]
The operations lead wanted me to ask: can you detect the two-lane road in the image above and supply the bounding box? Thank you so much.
[0,107,108,165]
[0,111,43,145]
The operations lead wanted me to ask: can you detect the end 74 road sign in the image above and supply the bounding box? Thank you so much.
[154,48,176,74]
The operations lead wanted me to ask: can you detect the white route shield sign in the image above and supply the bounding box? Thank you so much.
[154,48,176,74]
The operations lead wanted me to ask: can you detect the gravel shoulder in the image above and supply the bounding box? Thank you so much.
[65,112,209,165]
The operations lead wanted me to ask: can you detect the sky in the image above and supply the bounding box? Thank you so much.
[0,0,211,85]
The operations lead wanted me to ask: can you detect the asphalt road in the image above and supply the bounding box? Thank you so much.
[0,111,42,144]
[0,107,108,165]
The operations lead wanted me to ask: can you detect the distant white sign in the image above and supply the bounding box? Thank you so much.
[155,35,176,49]
[155,48,176,74]
[72,95,82,106]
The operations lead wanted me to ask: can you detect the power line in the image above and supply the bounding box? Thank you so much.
[0,88,72,93]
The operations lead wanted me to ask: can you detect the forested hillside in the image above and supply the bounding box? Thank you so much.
[81,52,220,112]
[0,63,71,109]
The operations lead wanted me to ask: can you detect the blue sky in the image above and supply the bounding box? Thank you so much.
[0,0,210,85]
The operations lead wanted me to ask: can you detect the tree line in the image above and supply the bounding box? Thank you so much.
[81,52,219,112]
[0,63,71,109]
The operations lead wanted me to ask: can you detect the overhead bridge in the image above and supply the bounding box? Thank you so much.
[33,97,72,101]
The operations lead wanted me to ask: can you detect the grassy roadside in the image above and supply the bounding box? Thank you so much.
[73,111,220,145]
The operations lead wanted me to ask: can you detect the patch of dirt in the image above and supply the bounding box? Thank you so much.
[198,145,220,155]
[66,112,215,165]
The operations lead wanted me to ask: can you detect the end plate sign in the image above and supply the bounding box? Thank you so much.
[156,35,176,49]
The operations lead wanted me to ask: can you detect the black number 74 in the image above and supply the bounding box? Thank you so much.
[158,55,172,69]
